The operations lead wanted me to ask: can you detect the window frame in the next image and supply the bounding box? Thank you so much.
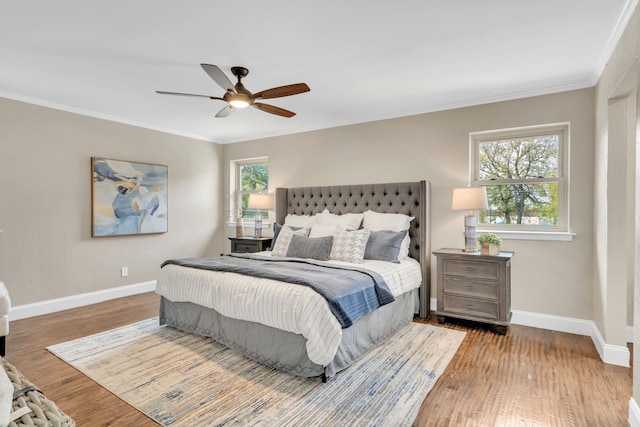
[469,122,570,233]
[230,156,269,221]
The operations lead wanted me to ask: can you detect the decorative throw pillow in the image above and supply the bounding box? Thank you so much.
[271,223,303,249]
[272,226,309,257]
[362,210,414,259]
[315,209,364,231]
[286,234,334,261]
[329,229,371,264]
[364,230,408,263]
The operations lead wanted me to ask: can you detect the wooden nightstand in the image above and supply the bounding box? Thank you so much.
[228,237,272,253]
[433,248,514,334]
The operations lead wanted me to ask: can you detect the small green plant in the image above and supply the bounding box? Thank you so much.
[477,232,502,245]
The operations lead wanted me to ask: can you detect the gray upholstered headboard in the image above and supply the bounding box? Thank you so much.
[275,181,431,318]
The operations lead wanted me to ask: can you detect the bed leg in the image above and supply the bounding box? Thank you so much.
[321,372,328,383]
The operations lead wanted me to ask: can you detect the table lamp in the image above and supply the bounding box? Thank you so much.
[247,194,271,238]
[451,186,488,252]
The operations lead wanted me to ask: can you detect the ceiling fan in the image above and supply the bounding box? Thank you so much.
[156,64,310,118]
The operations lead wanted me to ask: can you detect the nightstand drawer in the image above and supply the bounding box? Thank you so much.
[443,259,499,280]
[233,242,260,253]
[442,295,499,320]
[229,237,272,254]
[443,277,499,300]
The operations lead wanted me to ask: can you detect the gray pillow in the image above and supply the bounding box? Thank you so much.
[364,230,408,263]
[286,234,334,261]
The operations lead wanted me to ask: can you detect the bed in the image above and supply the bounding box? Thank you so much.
[156,181,431,379]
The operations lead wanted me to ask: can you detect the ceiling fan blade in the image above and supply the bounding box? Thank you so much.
[201,64,236,94]
[215,105,233,118]
[253,83,310,99]
[252,102,296,118]
[156,90,224,101]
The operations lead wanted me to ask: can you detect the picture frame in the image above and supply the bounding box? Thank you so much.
[91,157,168,237]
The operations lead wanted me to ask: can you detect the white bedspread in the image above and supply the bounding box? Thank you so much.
[155,253,422,366]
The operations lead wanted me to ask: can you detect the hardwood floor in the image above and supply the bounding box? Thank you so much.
[7,292,632,426]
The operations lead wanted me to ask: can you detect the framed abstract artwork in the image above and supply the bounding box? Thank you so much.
[91,157,168,237]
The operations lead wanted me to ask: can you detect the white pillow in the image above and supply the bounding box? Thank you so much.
[362,210,414,232]
[309,223,340,238]
[272,226,309,256]
[398,235,411,259]
[363,210,414,259]
[329,229,371,264]
[0,362,11,427]
[315,209,363,231]
[284,214,316,228]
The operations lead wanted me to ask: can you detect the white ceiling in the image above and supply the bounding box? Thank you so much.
[0,1,636,144]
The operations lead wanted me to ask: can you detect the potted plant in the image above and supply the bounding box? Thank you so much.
[477,232,502,255]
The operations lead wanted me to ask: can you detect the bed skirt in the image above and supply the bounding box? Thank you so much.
[159,289,416,378]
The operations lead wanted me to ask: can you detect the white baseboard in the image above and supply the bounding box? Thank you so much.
[10,281,157,321]
[511,309,630,367]
[630,397,640,427]
[511,309,594,335]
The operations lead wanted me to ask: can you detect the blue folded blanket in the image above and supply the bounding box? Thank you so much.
[161,253,395,328]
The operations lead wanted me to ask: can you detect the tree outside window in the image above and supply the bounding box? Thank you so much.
[471,124,567,231]
[234,159,268,219]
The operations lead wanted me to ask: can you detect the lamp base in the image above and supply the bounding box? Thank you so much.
[463,213,478,252]
[254,211,263,238]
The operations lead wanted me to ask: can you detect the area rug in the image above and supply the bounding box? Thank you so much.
[47,318,465,426]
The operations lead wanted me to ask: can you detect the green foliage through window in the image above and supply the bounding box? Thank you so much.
[473,128,564,229]
[236,161,269,219]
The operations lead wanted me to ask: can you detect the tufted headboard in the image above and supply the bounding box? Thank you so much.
[275,181,431,318]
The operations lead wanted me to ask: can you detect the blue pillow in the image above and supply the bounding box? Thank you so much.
[364,230,408,263]
[286,234,334,261]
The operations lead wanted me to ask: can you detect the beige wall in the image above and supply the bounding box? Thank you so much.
[224,88,596,320]
[0,97,225,306]
[594,2,640,404]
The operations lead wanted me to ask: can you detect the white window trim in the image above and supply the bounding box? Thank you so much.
[477,229,575,242]
[469,122,570,236]
[229,156,269,225]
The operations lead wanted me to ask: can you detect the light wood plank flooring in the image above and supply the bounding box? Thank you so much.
[6,292,632,426]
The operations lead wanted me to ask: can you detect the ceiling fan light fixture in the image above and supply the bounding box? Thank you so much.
[229,99,250,108]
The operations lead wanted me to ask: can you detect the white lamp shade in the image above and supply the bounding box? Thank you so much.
[247,194,271,210]
[451,187,488,211]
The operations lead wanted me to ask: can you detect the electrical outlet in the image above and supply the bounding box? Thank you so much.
[121,267,128,277]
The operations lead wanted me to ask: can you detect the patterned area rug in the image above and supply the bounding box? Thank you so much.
[47,318,465,426]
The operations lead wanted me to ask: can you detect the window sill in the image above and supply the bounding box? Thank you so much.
[226,221,271,229]
[477,229,576,242]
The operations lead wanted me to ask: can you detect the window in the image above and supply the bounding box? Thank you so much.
[470,123,568,232]
[231,157,269,219]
